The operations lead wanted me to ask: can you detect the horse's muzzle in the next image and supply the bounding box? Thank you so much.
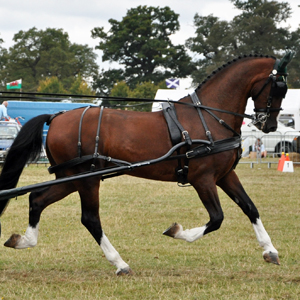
[261,123,277,133]
[253,116,278,133]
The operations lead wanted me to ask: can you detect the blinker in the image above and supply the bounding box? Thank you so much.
[273,81,288,98]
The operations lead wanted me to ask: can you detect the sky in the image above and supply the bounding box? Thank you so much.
[1,0,299,88]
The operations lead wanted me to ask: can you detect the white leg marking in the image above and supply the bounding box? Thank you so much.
[174,224,208,243]
[15,223,39,249]
[253,218,278,255]
[100,232,130,274]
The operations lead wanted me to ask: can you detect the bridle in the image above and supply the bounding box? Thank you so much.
[251,53,293,126]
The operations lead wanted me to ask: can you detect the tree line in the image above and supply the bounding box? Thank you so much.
[0,0,299,110]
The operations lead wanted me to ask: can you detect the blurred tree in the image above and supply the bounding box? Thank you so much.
[105,80,166,111]
[127,81,161,111]
[0,27,98,92]
[37,76,67,95]
[92,69,125,96]
[69,75,95,96]
[0,37,8,88]
[186,0,299,87]
[91,5,195,91]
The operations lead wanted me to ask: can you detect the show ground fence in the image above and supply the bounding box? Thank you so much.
[241,131,300,168]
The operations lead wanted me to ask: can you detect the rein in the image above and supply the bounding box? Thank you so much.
[0,90,256,122]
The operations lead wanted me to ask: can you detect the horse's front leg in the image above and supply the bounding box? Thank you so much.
[164,178,224,242]
[4,183,76,249]
[217,170,279,265]
[77,178,133,276]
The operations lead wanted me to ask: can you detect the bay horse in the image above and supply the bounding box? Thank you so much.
[0,53,293,275]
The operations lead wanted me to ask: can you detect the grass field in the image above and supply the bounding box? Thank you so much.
[0,163,300,299]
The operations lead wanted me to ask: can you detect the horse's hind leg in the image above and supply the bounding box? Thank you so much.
[217,170,279,265]
[4,182,76,249]
[164,178,224,242]
[77,178,133,275]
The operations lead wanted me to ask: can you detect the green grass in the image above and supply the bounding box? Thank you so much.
[0,163,300,299]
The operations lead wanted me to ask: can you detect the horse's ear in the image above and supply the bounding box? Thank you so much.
[277,51,295,74]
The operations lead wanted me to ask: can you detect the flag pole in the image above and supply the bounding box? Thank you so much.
[20,78,22,100]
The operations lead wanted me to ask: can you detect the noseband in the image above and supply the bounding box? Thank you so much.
[251,58,288,125]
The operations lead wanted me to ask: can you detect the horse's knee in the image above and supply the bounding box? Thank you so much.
[205,213,224,235]
[81,214,91,228]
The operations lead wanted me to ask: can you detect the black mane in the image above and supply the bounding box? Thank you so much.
[196,54,276,90]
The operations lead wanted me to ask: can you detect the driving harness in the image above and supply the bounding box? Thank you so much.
[47,55,290,185]
[47,96,242,185]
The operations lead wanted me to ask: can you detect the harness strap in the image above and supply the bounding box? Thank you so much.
[162,102,192,184]
[200,106,240,136]
[162,102,192,146]
[185,136,241,159]
[78,106,91,157]
[91,106,104,171]
[252,77,272,101]
[48,154,131,174]
[162,102,181,145]
[46,110,67,125]
[190,92,214,146]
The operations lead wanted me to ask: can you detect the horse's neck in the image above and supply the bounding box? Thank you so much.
[199,79,249,115]
[195,73,256,133]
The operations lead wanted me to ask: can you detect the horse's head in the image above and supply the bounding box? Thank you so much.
[250,52,294,133]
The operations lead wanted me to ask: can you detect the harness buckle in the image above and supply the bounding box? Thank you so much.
[182,130,189,140]
[186,150,195,159]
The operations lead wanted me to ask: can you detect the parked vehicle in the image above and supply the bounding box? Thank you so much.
[278,89,300,131]
[7,101,97,145]
[241,118,300,157]
[0,119,22,159]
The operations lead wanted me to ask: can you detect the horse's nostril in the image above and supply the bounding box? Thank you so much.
[269,126,277,132]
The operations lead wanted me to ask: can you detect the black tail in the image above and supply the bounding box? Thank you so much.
[0,114,51,216]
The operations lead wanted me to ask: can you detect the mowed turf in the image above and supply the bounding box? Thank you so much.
[0,163,300,299]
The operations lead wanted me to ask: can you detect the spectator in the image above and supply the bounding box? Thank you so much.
[0,101,10,120]
[254,138,267,158]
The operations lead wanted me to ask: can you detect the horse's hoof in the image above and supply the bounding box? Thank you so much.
[163,222,181,238]
[263,251,280,265]
[116,267,134,276]
[4,234,21,248]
